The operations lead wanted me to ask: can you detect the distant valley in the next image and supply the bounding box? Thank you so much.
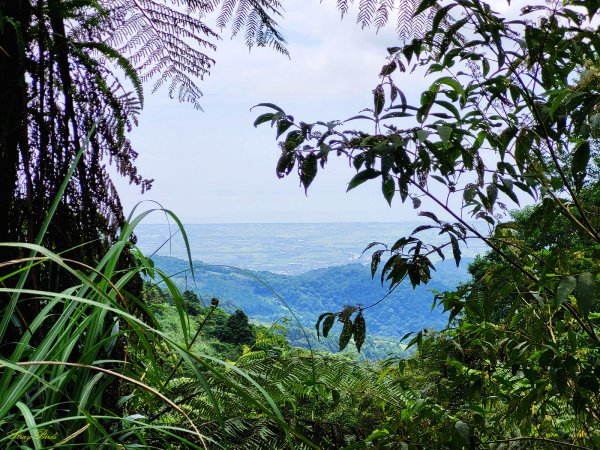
[151,255,473,359]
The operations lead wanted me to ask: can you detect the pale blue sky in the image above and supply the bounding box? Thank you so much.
[115,0,514,224]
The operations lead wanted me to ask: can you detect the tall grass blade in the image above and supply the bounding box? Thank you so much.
[15,401,43,449]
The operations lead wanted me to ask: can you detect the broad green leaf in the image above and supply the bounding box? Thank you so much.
[556,276,577,307]
[577,272,596,316]
[352,312,366,352]
[315,312,331,340]
[515,130,533,170]
[379,111,412,120]
[380,61,397,76]
[391,237,412,252]
[300,153,318,193]
[382,177,395,205]
[276,149,295,179]
[482,58,490,76]
[283,130,304,151]
[435,76,466,103]
[347,169,381,191]
[345,114,376,122]
[418,89,437,122]
[371,249,384,278]
[254,112,274,127]
[450,234,461,267]
[498,179,520,205]
[361,241,386,256]
[572,141,590,186]
[497,126,517,157]
[322,314,336,338]
[252,102,285,113]
[431,174,447,185]
[276,119,293,138]
[463,184,477,202]
[435,100,461,120]
[366,429,390,441]
[373,85,385,116]
[416,129,430,142]
[339,320,353,351]
[438,125,452,142]
[430,3,457,36]
[411,224,435,234]
[486,183,498,206]
[419,211,440,224]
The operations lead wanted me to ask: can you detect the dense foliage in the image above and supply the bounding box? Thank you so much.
[3,0,600,448]
[253,0,600,447]
[0,1,287,439]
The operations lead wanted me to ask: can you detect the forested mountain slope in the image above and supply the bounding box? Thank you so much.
[151,255,472,339]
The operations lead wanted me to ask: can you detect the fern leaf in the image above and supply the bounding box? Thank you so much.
[358,0,376,29]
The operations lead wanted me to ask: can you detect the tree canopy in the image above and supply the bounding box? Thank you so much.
[214,309,255,346]
[255,0,600,446]
[256,0,600,347]
[0,0,288,268]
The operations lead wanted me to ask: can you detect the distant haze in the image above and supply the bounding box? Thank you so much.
[134,222,489,274]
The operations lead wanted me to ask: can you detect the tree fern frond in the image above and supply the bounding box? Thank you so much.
[152,349,416,449]
[357,0,376,29]
[248,0,288,55]
[231,0,251,36]
[373,0,394,30]
[102,0,222,109]
[397,0,416,39]
[222,0,288,55]
[245,8,260,49]
[217,0,238,28]
[330,0,446,40]
[337,0,353,18]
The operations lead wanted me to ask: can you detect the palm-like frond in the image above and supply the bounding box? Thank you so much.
[99,0,287,110]
[219,0,288,56]
[102,0,219,110]
[335,0,441,39]
[159,337,410,449]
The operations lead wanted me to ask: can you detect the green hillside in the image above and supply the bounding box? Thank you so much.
[150,256,471,356]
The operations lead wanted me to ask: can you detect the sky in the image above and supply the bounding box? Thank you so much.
[114,0,512,224]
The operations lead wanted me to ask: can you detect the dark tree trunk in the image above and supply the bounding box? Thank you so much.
[0,0,30,259]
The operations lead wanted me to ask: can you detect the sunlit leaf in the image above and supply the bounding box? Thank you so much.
[577,272,596,316]
[556,276,577,307]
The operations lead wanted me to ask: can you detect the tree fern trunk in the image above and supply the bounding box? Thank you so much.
[0,0,30,258]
